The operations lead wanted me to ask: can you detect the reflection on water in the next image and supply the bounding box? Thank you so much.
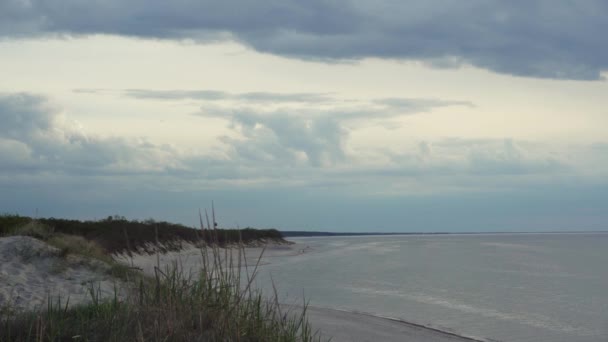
[255,234,608,342]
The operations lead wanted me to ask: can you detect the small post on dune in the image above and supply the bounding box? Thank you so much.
[199,208,206,231]
[212,200,217,230]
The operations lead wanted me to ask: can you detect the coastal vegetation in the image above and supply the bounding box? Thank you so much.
[0,214,286,253]
[0,214,318,342]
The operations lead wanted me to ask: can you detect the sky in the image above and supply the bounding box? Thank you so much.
[1,0,607,232]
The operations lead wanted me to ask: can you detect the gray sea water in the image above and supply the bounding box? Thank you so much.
[256,233,608,342]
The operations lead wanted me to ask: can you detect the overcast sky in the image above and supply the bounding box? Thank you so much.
[1,1,607,232]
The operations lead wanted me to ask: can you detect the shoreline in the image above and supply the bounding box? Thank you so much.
[284,231,608,238]
[114,241,485,341]
[300,305,490,342]
[2,236,487,342]
[312,306,489,342]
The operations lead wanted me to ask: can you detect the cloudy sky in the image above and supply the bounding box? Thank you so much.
[1,0,607,232]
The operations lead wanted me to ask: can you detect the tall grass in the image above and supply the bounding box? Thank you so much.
[1,211,321,342]
[2,220,54,240]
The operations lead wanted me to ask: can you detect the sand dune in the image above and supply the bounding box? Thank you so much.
[0,236,121,311]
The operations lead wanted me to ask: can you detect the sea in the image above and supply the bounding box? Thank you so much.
[255,233,608,342]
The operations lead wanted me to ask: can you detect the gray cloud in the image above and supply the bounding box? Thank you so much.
[339,139,569,187]
[120,89,473,168]
[1,92,588,190]
[123,89,333,103]
[192,95,472,167]
[372,98,474,113]
[0,93,181,176]
[0,93,54,137]
[122,89,473,113]
[210,108,346,167]
[3,92,608,232]
[465,139,566,176]
[3,1,608,79]
[1,92,606,231]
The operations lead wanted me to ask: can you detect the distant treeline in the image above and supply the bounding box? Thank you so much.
[0,214,285,253]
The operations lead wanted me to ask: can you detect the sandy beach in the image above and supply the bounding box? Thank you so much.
[2,236,477,341]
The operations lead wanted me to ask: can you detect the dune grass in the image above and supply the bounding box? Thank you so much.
[46,234,112,263]
[0,213,321,342]
[2,219,54,241]
[2,258,317,341]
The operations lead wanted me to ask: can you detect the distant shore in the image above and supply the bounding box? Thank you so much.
[281,230,608,237]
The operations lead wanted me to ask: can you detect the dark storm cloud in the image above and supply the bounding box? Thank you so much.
[2,1,607,80]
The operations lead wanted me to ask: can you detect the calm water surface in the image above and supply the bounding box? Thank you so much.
[256,234,608,342]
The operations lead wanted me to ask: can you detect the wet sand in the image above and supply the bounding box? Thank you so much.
[304,306,484,342]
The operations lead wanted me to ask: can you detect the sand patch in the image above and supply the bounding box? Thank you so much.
[113,241,309,277]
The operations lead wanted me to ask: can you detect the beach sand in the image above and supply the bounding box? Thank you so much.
[0,236,122,311]
[1,236,476,341]
[113,241,305,274]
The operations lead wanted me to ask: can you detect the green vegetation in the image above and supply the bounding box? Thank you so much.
[0,214,286,254]
[0,214,320,341]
